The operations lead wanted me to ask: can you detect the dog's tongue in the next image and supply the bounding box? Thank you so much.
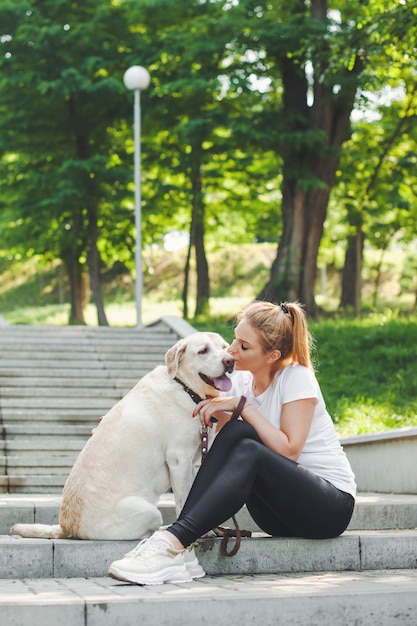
[213,374,232,392]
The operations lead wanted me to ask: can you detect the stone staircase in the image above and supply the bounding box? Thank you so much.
[0,318,191,493]
[0,321,417,625]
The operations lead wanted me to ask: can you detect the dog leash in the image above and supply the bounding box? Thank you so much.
[173,377,213,464]
[174,377,251,556]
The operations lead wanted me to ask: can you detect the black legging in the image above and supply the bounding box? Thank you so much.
[168,419,355,547]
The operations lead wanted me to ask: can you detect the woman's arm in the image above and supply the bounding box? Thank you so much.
[193,396,316,461]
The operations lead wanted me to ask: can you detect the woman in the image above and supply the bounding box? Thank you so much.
[108,301,356,585]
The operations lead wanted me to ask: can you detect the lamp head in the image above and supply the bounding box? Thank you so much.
[123,66,150,91]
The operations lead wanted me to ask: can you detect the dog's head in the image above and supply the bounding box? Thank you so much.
[166,332,235,396]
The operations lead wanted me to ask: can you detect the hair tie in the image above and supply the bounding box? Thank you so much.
[280,302,289,315]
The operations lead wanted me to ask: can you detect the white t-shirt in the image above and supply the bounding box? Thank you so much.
[227,365,356,497]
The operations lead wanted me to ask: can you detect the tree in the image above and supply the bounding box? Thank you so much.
[128,0,273,318]
[338,84,417,313]
[0,0,136,324]
[232,0,417,314]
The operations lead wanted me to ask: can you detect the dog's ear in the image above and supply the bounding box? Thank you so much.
[166,339,187,378]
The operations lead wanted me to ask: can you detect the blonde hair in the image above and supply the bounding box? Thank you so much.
[237,300,314,372]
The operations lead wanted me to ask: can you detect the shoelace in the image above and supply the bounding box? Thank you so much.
[126,536,174,559]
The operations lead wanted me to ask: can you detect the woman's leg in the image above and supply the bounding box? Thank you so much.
[168,420,354,546]
[245,461,354,539]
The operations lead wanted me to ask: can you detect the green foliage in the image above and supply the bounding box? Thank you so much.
[0,0,137,272]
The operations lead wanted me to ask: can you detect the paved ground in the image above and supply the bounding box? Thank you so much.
[1,570,417,626]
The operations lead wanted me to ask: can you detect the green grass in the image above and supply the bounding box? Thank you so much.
[311,314,417,437]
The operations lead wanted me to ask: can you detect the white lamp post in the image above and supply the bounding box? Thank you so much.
[123,65,150,327]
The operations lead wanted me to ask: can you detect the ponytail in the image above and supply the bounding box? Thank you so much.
[237,300,314,372]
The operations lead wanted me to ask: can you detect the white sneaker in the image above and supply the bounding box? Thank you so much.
[108,531,192,585]
[184,545,206,579]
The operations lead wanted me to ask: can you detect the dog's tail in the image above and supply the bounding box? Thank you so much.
[10,523,69,539]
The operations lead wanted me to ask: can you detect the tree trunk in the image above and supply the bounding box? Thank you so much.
[372,246,387,309]
[65,253,87,325]
[68,94,108,326]
[258,179,333,312]
[182,242,191,319]
[182,154,210,319]
[87,203,109,326]
[194,215,210,317]
[340,229,363,315]
[192,161,210,317]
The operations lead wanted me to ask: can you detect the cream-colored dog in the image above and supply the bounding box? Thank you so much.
[11,332,234,540]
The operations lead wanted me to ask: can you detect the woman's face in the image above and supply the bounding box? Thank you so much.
[228,318,267,372]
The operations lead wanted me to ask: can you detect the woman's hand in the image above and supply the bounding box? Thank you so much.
[192,396,239,428]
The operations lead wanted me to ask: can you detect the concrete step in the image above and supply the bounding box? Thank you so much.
[1,456,79,472]
[1,397,119,409]
[0,359,164,372]
[1,570,416,626]
[0,475,72,493]
[1,493,417,535]
[1,529,417,579]
[0,387,124,399]
[0,366,159,378]
[0,324,174,337]
[0,345,174,357]
[0,377,137,390]
[2,423,93,437]
[2,439,89,450]
[0,409,108,421]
